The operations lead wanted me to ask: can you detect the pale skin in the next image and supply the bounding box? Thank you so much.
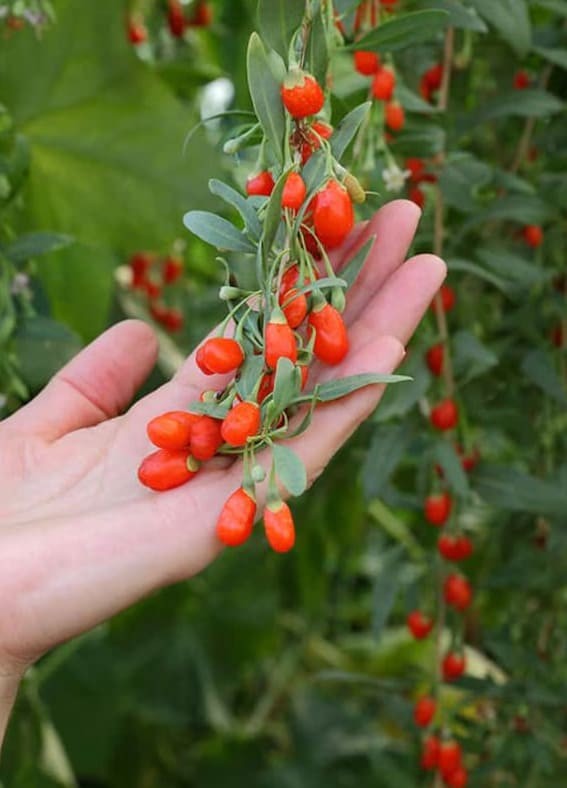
[0,201,445,745]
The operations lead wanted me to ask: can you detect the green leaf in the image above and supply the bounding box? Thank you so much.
[272,357,300,414]
[532,46,567,70]
[315,373,411,402]
[396,83,440,114]
[462,89,564,126]
[272,443,307,496]
[448,258,509,292]
[247,33,286,164]
[208,179,262,240]
[257,0,305,64]
[419,0,488,32]
[341,237,375,289]
[468,0,531,56]
[13,316,83,392]
[347,10,448,52]
[521,349,567,406]
[439,154,492,213]
[476,247,548,290]
[188,400,231,419]
[371,546,404,639]
[305,6,329,86]
[474,465,567,518]
[534,0,567,13]
[3,232,73,263]
[459,194,550,235]
[375,352,430,422]
[452,330,498,383]
[235,354,265,402]
[183,211,256,253]
[262,168,290,258]
[362,424,413,500]
[433,441,470,497]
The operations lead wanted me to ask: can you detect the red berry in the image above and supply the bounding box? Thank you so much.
[414,696,436,727]
[421,735,441,771]
[264,501,296,553]
[424,492,452,526]
[405,158,425,182]
[163,255,183,284]
[551,323,566,348]
[385,100,405,131]
[282,173,307,211]
[299,364,309,390]
[150,302,169,324]
[442,652,466,681]
[426,343,444,376]
[281,71,325,119]
[459,446,480,473]
[514,70,530,90]
[438,741,462,778]
[138,449,199,491]
[438,534,459,561]
[280,288,308,328]
[167,0,186,37]
[372,67,396,101]
[190,415,224,461]
[300,121,333,163]
[313,180,354,250]
[523,224,543,248]
[430,399,459,431]
[444,574,473,611]
[431,284,456,312]
[188,1,212,26]
[246,171,275,197]
[409,186,425,209]
[147,411,199,451]
[455,535,474,561]
[127,18,148,44]
[163,308,184,332]
[406,610,434,639]
[444,767,468,788]
[308,302,349,365]
[257,373,275,404]
[129,251,153,282]
[216,487,257,547]
[424,63,443,90]
[196,337,245,375]
[144,280,162,300]
[354,50,381,76]
[221,401,261,447]
[265,314,298,369]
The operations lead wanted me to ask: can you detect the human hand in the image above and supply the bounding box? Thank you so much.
[0,201,445,735]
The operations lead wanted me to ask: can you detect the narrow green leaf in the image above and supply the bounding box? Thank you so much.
[272,357,300,414]
[476,248,547,290]
[372,546,404,639]
[534,0,567,13]
[419,0,488,32]
[462,90,564,127]
[257,0,305,63]
[375,353,430,422]
[262,168,291,259]
[305,6,329,85]
[247,33,286,164]
[475,465,567,518]
[272,443,307,496]
[208,179,262,240]
[368,499,424,560]
[433,441,470,497]
[188,400,231,419]
[348,10,448,52]
[4,232,73,263]
[448,258,509,292]
[236,354,265,402]
[459,194,550,235]
[315,373,411,402]
[521,350,567,406]
[533,46,567,70]
[183,211,256,253]
[362,424,413,500]
[341,237,375,289]
[468,0,531,56]
[396,83,440,114]
[452,330,498,383]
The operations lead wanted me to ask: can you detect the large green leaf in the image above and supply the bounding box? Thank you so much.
[247,33,286,164]
[474,465,567,518]
[0,0,214,340]
[419,0,488,32]
[462,90,564,127]
[468,0,531,56]
[348,10,449,52]
[257,0,305,64]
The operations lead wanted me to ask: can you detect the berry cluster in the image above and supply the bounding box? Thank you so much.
[127,0,212,46]
[126,251,185,333]
[353,44,405,133]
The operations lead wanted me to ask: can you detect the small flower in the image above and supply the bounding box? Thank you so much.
[382,163,411,193]
[11,272,30,295]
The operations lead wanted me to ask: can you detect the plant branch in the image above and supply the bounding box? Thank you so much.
[510,65,553,173]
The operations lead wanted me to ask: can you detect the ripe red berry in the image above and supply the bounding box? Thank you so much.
[372,67,396,101]
[188,1,212,27]
[444,574,473,611]
[190,415,224,461]
[551,323,566,348]
[438,741,462,778]
[300,120,333,163]
[129,251,153,286]
[167,0,186,37]
[127,18,148,44]
[138,449,199,491]
[280,288,308,328]
[144,280,162,300]
[385,101,405,131]
[426,343,444,376]
[406,610,434,639]
[281,71,325,119]
[408,186,425,209]
[265,312,298,369]
[282,173,307,211]
[150,302,169,324]
[455,535,474,561]
[444,767,468,787]
[163,308,184,332]
[420,735,441,771]
[308,302,349,365]
[424,63,443,91]
[147,411,199,451]
[354,50,381,76]
[264,501,296,553]
[442,651,466,681]
[431,284,456,313]
[523,224,543,248]
[196,337,245,375]
[430,399,459,431]
[414,696,436,727]
[221,401,261,447]
[514,69,530,90]
[313,180,354,250]
[163,255,183,284]
[405,158,425,182]
[216,487,257,547]
[424,492,452,526]
[246,171,275,197]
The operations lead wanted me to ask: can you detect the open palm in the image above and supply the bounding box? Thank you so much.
[0,201,444,679]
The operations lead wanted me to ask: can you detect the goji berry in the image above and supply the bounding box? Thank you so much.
[167,0,186,37]
[265,311,298,369]
[280,287,308,328]
[246,171,275,197]
[313,180,354,250]
[409,186,425,209]
[442,652,466,681]
[300,121,333,163]
[405,158,425,182]
[421,735,441,770]
[282,172,307,211]
[385,100,405,131]
[424,491,452,526]
[431,284,456,312]
[129,251,153,286]
[144,279,162,300]
[188,0,212,26]
[523,224,543,248]
[444,574,473,611]
[372,67,396,101]
[138,449,199,491]
[514,70,530,90]
[444,767,468,788]
[438,741,462,777]
[354,50,381,76]
[147,411,199,451]
[264,500,296,552]
[426,343,444,376]
[216,487,257,547]
[406,610,434,639]
[163,308,184,332]
[281,71,325,119]
[430,399,459,431]
[414,696,436,727]
[308,302,349,365]
[163,255,183,284]
[221,401,261,447]
[196,337,245,375]
[127,18,148,44]
[190,415,224,461]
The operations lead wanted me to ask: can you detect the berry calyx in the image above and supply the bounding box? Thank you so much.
[430,399,459,431]
[138,449,200,491]
[313,180,354,250]
[282,172,307,211]
[442,651,466,681]
[216,487,257,547]
[221,401,261,447]
[414,696,436,727]
[308,301,349,365]
[264,500,296,553]
[426,343,445,376]
[444,574,473,611]
[354,50,381,76]
[246,171,275,197]
[196,337,245,375]
[424,492,452,526]
[372,67,396,101]
[147,411,199,451]
[281,71,325,119]
[407,610,434,639]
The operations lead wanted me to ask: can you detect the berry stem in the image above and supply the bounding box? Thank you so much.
[510,65,553,173]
